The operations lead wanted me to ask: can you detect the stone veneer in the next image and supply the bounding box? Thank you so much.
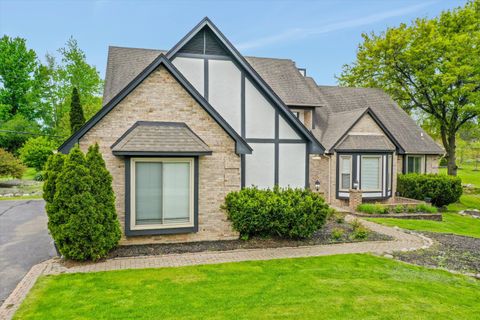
[79,66,240,245]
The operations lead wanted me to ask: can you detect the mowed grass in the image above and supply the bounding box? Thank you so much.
[368,213,480,238]
[14,254,480,320]
[440,165,480,211]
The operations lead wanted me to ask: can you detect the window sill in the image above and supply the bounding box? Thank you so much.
[125,225,198,236]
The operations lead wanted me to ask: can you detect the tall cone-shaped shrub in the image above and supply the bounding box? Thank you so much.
[50,147,105,261]
[43,153,65,203]
[86,143,121,252]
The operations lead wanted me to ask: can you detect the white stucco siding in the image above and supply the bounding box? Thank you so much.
[245,143,275,189]
[172,57,204,95]
[279,143,306,188]
[208,60,242,132]
[279,115,301,139]
[245,78,275,139]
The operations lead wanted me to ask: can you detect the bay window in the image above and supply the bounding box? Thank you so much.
[339,155,352,191]
[131,158,194,231]
[360,155,382,191]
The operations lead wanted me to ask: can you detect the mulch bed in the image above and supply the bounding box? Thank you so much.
[109,218,392,259]
[393,232,480,274]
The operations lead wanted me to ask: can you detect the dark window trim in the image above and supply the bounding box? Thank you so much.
[124,156,199,236]
[335,151,394,200]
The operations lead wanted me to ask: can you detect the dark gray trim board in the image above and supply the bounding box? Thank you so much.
[124,157,199,237]
[58,54,252,155]
[113,151,212,156]
[167,17,324,154]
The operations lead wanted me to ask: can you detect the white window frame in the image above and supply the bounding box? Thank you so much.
[130,157,195,231]
[406,155,425,174]
[291,109,305,124]
[387,154,392,190]
[339,155,352,191]
[360,155,382,192]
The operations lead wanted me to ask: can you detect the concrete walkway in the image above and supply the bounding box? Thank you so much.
[0,216,432,320]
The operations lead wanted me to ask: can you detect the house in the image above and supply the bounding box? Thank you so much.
[59,18,443,245]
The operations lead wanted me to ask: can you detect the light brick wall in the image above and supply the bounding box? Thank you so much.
[426,155,440,173]
[349,114,384,135]
[79,66,240,245]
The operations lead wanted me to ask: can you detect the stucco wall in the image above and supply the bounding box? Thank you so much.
[79,66,240,245]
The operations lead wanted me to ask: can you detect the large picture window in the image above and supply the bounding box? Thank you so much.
[339,155,352,191]
[406,155,424,173]
[361,156,382,191]
[131,158,194,230]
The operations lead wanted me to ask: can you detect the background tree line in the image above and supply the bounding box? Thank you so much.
[0,35,102,155]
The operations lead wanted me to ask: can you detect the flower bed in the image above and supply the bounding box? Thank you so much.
[355,202,442,220]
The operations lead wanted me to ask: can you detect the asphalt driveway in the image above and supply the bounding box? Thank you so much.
[0,200,56,303]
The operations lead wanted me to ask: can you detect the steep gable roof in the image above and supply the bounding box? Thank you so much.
[166,17,324,154]
[314,86,444,154]
[59,55,252,155]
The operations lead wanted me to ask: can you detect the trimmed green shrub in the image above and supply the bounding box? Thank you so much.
[397,173,462,207]
[18,136,57,171]
[0,148,26,178]
[356,203,388,214]
[46,146,120,261]
[43,153,65,203]
[223,186,330,239]
[86,143,121,253]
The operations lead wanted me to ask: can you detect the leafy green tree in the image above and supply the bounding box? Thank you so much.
[0,148,26,179]
[338,1,480,175]
[0,114,40,153]
[43,152,65,204]
[86,143,121,251]
[18,136,57,171]
[69,87,85,133]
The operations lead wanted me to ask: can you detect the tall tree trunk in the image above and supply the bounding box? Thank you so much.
[446,132,457,176]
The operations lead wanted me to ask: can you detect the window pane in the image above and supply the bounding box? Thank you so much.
[341,157,351,174]
[162,162,190,224]
[341,173,350,190]
[135,162,162,225]
[414,157,421,173]
[387,155,392,189]
[407,156,422,173]
[361,157,381,190]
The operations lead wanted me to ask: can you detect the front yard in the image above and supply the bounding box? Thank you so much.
[14,254,480,320]
[367,213,480,238]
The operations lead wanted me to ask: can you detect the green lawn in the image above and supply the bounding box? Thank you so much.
[14,254,480,320]
[368,213,480,238]
[439,165,480,211]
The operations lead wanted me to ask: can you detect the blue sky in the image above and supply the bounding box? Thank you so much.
[0,0,468,85]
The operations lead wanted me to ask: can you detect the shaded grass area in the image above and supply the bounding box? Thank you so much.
[368,213,480,238]
[15,254,480,320]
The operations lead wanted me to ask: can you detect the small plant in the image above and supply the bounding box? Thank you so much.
[394,205,405,213]
[333,212,345,224]
[0,148,26,179]
[351,225,369,240]
[350,218,362,230]
[415,203,438,213]
[331,228,345,240]
[356,203,388,214]
[33,171,45,181]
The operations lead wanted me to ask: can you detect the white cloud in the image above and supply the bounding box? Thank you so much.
[236,2,436,50]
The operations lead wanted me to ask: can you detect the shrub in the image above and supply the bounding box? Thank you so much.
[46,146,120,261]
[86,143,121,253]
[34,171,44,181]
[331,228,345,240]
[350,219,369,240]
[397,173,462,207]
[394,205,405,213]
[223,186,330,239]
[0,148,26,179]
[356,203,388,214]
[18,137,57,171]
[414,203,438,213]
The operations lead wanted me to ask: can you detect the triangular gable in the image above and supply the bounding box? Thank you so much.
[331,108,404,153]
[58,54,252,155]
[167,17,324,154]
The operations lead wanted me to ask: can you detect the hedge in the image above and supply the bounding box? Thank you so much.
[397,173,462,207]
[223,186,331,239]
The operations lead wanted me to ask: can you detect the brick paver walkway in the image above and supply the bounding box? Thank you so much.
[0,216,432,320]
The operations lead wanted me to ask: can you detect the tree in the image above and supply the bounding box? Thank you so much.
[86,143,121,252]
[18,136,57,171]
[43,152,65,203]
[0,148,26,179]
[69,87,85,133]
[0,114,40,153]
[338,1,480,175]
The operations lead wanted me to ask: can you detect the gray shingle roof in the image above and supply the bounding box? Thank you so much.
[102,46,443,155]
[313,86,444,154]
[336,134,395,151]
[111,121,212,155]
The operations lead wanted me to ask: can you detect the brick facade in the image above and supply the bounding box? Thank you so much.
[79,66,240,245]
